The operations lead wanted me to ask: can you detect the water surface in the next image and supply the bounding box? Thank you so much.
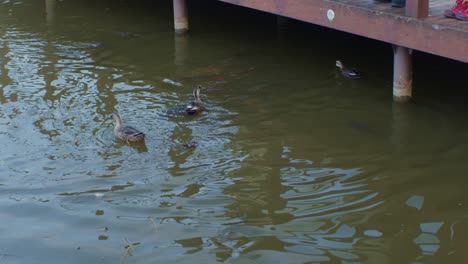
[0,0,467,263]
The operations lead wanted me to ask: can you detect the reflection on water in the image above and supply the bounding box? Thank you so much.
[0,0,468,263]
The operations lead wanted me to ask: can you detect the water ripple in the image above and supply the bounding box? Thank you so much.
[1,2,467,263]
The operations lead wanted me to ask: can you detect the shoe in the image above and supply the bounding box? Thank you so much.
[455,9,468,20]
[444,0,464,18]
[455,0,468,20]
[444,9,457,18]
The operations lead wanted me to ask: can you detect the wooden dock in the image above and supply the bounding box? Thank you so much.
[171,0,467,101]
[216,0,468,63]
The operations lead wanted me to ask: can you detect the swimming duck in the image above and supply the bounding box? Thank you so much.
[336,60,362,79]
[111,111,145,145]
[182,141,198,149]
[186,85,205,115]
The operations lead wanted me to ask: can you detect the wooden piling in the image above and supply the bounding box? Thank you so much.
[393,45,413,102]
[173,0,189,33]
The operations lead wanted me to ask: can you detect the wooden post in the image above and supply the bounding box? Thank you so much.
[45,0,55,25]
[173,0,189,33]
[393,45,413,102]
[406,0,429,18]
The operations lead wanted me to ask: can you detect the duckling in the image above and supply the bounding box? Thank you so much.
[336,60,362,79]
[186,85,205,115]
[111,111,145,145]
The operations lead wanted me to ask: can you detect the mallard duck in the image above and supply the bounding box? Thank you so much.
[186,85,205,115]
[111,111,145,145]
[336,60,362,79]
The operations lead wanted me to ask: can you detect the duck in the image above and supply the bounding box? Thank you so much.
[336,60,362,79]
[182,141,198,149]
[111,111,145,145]
[186,85,205,115]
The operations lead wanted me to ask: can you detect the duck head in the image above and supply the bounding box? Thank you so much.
[185,85,204,115]
[111,112,123,125]
[335,60,344,70]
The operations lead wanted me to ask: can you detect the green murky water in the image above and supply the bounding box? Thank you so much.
[0,0,467,263]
